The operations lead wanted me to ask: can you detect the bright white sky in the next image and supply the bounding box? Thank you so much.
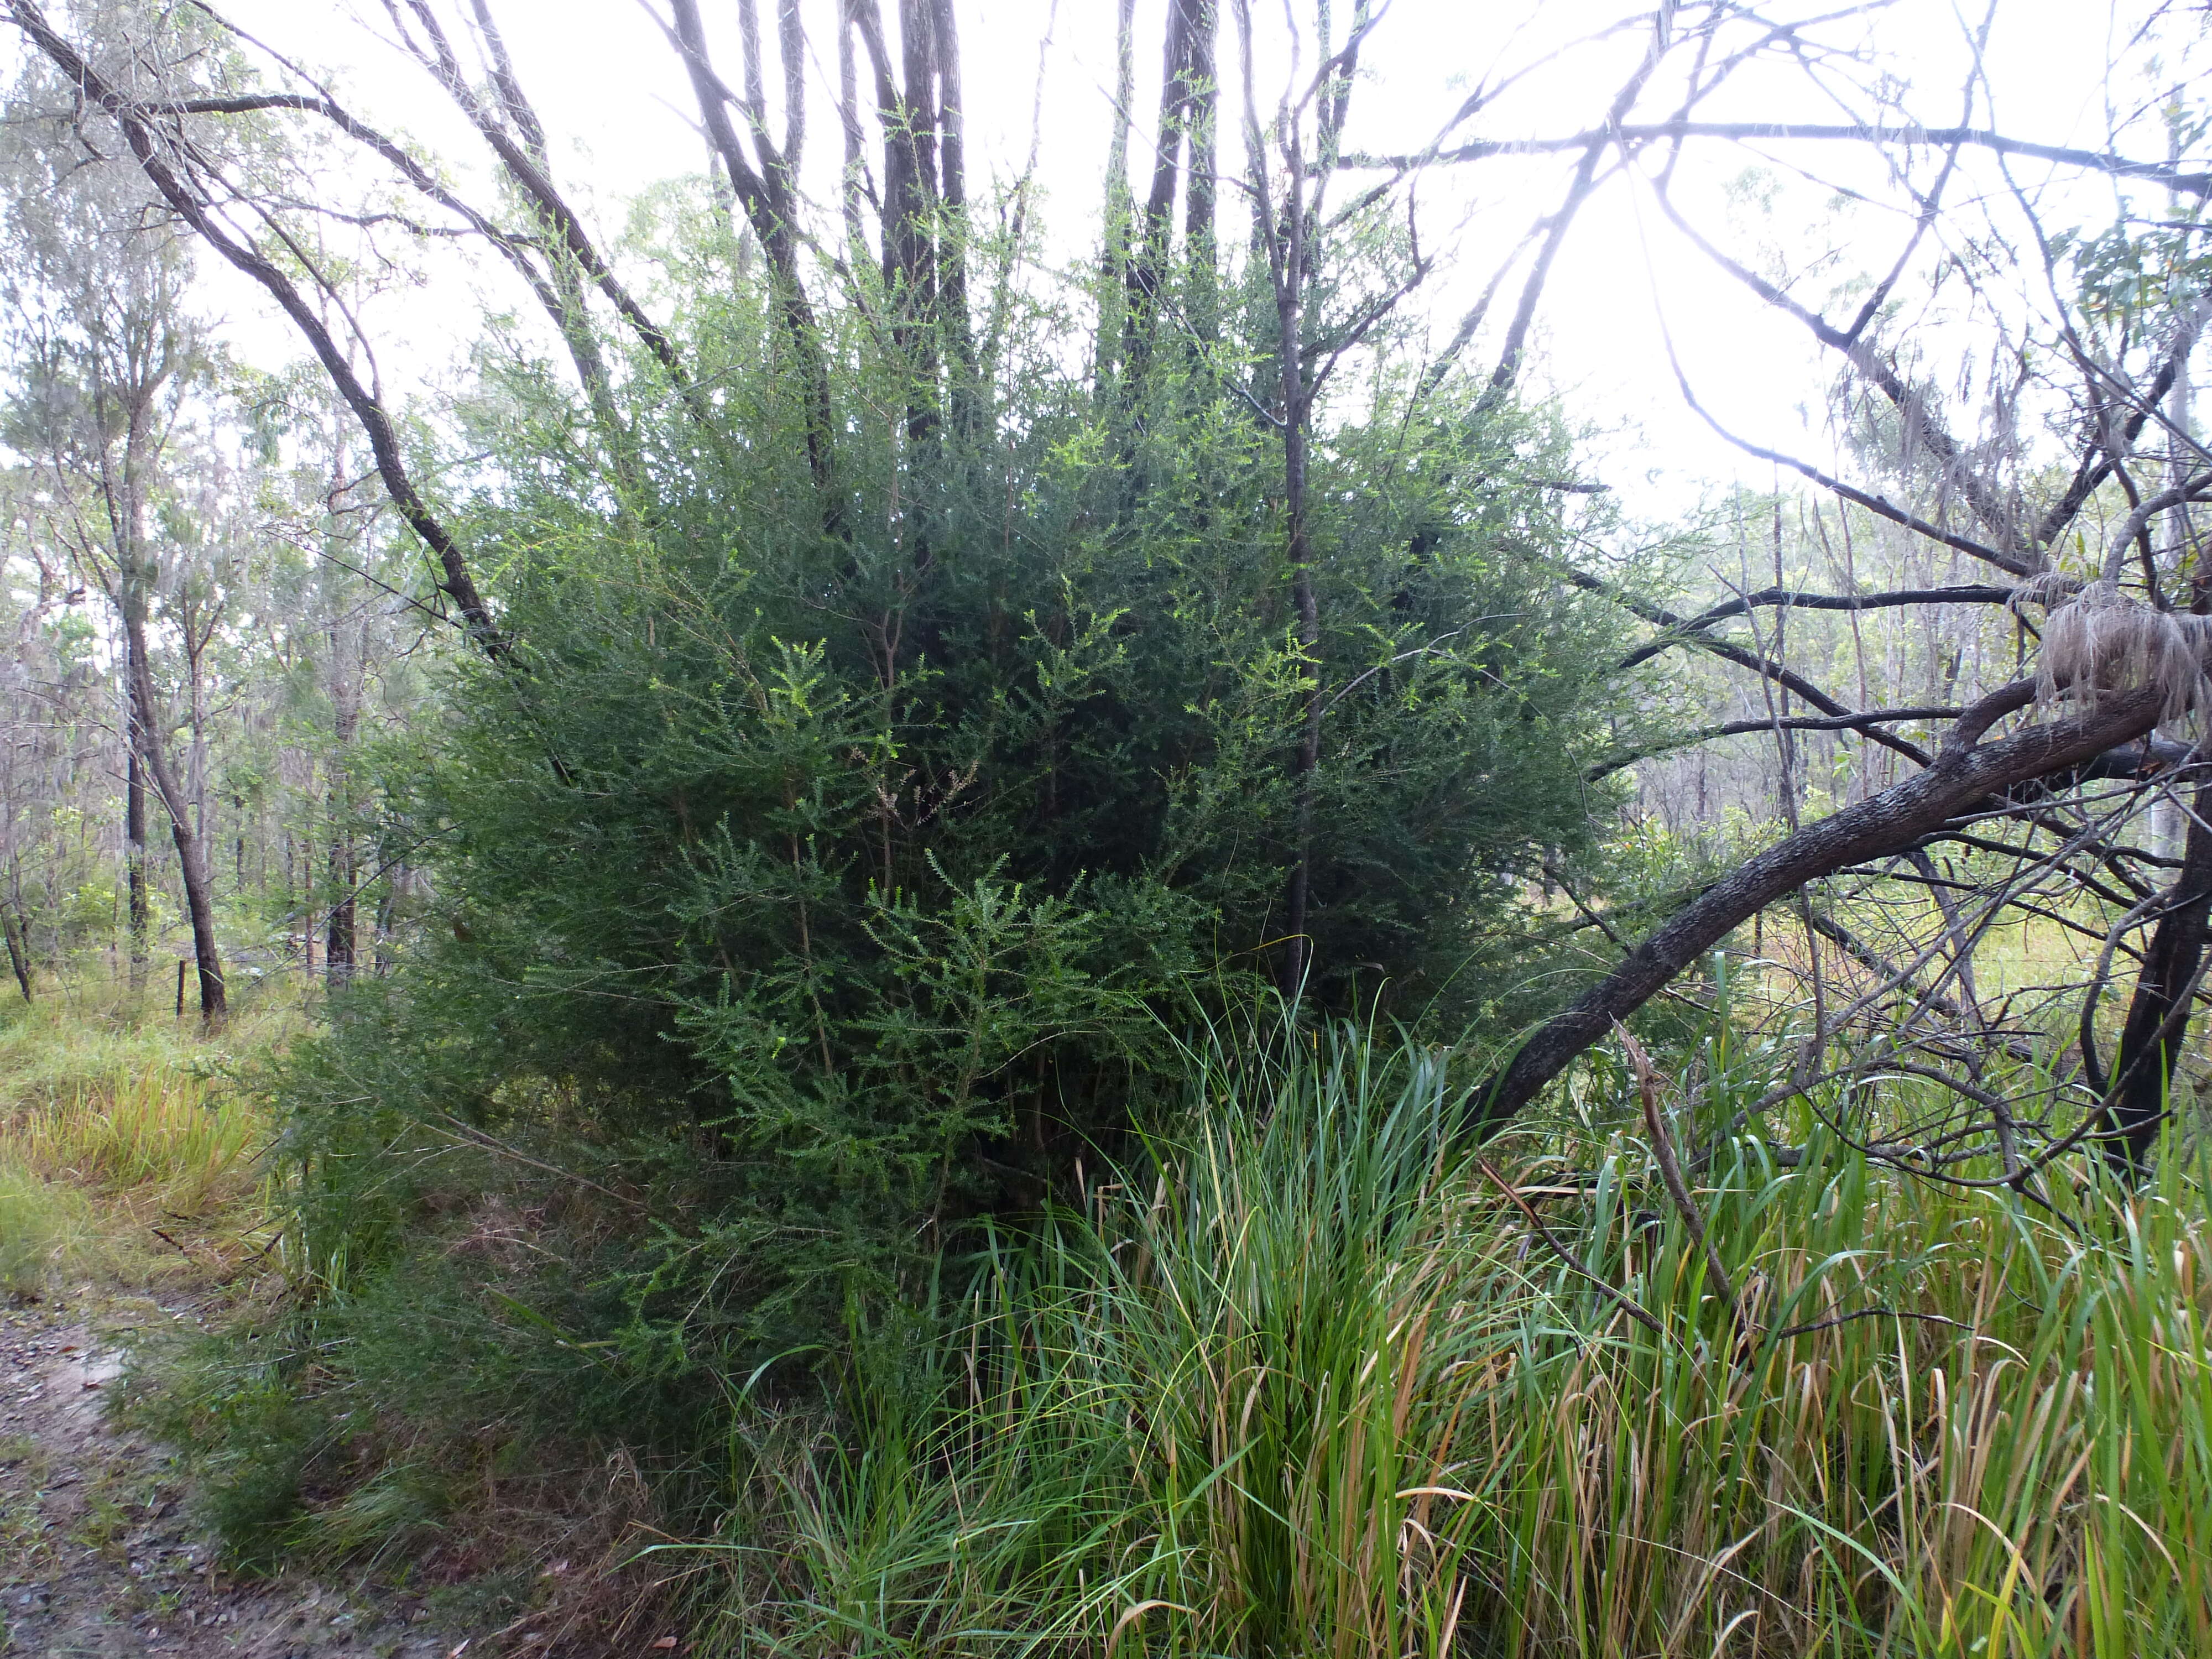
[41,1,2212,509]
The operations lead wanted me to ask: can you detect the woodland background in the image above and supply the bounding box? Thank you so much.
[3,1,2212,1653]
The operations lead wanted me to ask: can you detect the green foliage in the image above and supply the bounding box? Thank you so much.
[690,1021,2212,1658]
[0,1162,96,1294]
[257,226,1635,1383]
[147,199,1647,1592]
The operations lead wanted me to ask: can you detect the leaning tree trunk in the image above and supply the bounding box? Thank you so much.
[3,910,31,1003]
[1475,680,2169,1134]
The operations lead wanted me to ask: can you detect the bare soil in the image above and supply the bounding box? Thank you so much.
[1,1294,466,1659]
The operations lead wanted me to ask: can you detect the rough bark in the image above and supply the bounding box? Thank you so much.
[124,717,148,993]
[1120,0,1198,408]
[122,611,225,1022]
[325,624,362,984]
[4,910,33,1003]
[2103,762,2212,1171]
[1182,1,1218,334]
[1475,680,2169,1133]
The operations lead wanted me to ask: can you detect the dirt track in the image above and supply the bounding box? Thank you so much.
[1,1297,464,1658]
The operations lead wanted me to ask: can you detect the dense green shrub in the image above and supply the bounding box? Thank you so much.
[315,251,1625,1286]
[154,233,1645,1564]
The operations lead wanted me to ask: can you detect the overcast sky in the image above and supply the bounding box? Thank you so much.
[31,1,2212,510]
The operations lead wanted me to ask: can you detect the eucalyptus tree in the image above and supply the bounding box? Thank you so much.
[0,54,229,1018]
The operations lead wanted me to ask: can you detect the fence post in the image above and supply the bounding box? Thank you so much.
[176,956,188,1018]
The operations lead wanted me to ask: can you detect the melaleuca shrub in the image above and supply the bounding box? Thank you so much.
[266,251,1640,1426]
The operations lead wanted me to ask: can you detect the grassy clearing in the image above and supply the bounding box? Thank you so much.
[698,1026,2212,1658]
[0,980,291,1295]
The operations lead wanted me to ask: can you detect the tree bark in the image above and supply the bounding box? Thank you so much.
[1474,680,2169,1134]
[125,725,149,994]
[1182,2,1218,337]
[1094,0,1138,383]
[2102,760,2212,1172]
[325,619,362,983]
[122,611,225,1022]
[3,911,31,1003]
[1120,0,1198,411]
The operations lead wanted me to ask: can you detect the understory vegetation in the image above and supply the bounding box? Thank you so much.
[703,1026,2212,1657]
[0,987,279,1295]
[5,0,2211,1652]
[18,989,2207,1656]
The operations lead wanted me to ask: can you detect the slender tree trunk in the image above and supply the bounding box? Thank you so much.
[1183,2,1219,338]
[1095,0,1138,383]
[672,0,843,538]
[838,1,867,249]
[123,615,225,1022]
[125,734,148,994]
[123,588,149,994]
[374,862,404,975]
[3,911,30,1003]
[930,0,975,434]
[1120,0,1197,413]
[326,837,355,980]
[325,624,361,984]
[1278,182,1318,1001]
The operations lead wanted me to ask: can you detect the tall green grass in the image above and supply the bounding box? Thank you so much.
[0,1162,102,1294]
[699,1026,2212,1657]
[0,982,285,1286]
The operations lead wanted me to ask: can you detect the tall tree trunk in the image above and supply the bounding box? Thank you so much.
[125,725,148,994]
[3,910,30,1003]
[123,551,150,995]
[123,615,225,1022]
[374,862,405,975]
[928,0,973,419]
[1276,156,1318,1001]
[1182,2,1219,339]
[1120,0,1198,413]
[326,833,355,980]
[1095,0,1138,383]
[325,624,361,984]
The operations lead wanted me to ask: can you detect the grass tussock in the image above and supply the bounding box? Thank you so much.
[2,1065,265,1215]
[0,980,289,1291]
[0,1161,102,1295]
[697,1027,2212,1658]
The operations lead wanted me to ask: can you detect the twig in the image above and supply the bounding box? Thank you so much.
[1619,1024,1744,1331]
[1474,1153,1670,1338]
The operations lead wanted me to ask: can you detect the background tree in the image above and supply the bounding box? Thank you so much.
[0,78,229,1017]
